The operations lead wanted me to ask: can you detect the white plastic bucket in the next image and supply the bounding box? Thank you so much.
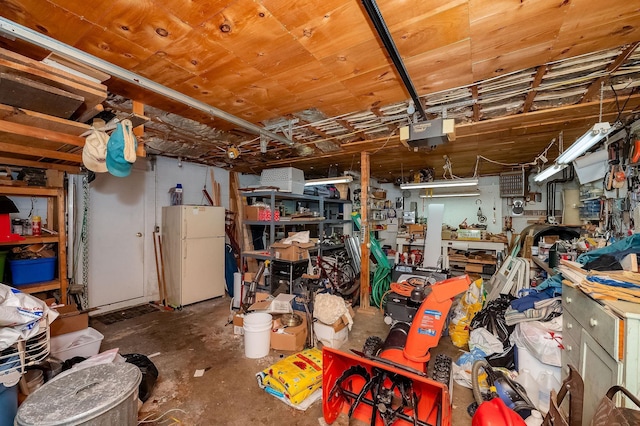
[243,313,272,359]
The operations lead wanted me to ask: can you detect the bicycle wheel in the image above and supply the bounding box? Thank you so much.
[336,263,359,296]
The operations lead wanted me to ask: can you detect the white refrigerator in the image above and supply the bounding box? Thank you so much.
[161,205,226,307]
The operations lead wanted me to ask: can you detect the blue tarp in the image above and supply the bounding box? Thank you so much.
[576,233,640,265]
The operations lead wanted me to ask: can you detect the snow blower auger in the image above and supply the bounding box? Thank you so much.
[323,275,472,426]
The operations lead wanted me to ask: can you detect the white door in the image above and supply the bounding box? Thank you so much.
[88,170,146,307]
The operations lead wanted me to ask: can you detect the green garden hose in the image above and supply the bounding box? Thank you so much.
[352,212,391,307]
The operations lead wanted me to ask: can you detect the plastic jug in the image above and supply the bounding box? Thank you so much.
[524,410,543,426]
[537,370,561,414]
[515,368,539,409]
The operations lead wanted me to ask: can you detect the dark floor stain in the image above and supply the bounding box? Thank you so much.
[92,303,160,325]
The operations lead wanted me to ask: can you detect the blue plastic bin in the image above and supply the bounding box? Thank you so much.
[0,384,17,426]
[9,257,56,285]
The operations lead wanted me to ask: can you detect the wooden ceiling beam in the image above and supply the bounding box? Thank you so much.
[0,141,81,162]
[296,118,333,140]
[522,65,547,113]
[580,42,640,103]
[336,119,368,140]
[0,119,85,147]
[471,85,480,122]
[0,156,79,173]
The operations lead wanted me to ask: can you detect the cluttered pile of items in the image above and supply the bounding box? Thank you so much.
[231,232,357,409]
[442,230,640,425]
[0,284,158,425]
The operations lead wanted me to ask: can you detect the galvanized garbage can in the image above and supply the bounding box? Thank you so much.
[15,363,142,426]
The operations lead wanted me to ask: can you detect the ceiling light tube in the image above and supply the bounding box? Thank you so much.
[534,163,568,182]
[400,178,478,190]
[304,176,353,186]
[556,122,612,164]
[419,191,480,198]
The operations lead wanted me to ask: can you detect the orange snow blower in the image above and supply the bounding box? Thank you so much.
[323,274,471,426]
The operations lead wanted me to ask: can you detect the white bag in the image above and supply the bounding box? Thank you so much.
[469,327,503,356]
[0,284,58,350]
[510,317,563,367]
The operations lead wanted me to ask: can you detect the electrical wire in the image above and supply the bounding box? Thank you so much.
[471,136,558,177]
[611,80,634,124]
[390,281,414,297]
[370,125,400,155]
[138,408,187,424]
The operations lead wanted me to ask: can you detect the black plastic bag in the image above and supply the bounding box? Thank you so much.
[123,353,158,402]
[469,294,515,349]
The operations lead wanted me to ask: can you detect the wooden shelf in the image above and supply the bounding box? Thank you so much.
[13,279,62,294]
[531,256,556,276]
[0,235,59,246]
[2,185,67,303]
[0,185,62,196]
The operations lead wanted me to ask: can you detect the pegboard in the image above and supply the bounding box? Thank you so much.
[499,170,526,198]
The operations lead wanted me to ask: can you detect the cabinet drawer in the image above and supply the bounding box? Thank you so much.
[561,327,580,374]
[562,310,582,346]
[563,284,619,359]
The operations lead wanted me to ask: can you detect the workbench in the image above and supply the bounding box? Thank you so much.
[395,236,506,271]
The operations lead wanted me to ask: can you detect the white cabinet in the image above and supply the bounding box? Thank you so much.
[562,283,640,423]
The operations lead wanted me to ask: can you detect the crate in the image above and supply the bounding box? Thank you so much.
[50,327,104,361]
[260,167,305,194]
[9,257,56,285]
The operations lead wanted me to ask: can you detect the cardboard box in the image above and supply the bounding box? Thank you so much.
[249,293,295,314]
[233,313,244,335]
[407,224,425,234]
[244,272,265,285]
[49,304,89,337]
[271,241,315,261]
[271,312,307,352]
[314,321,348,348]
[542,235,560,245]
[46,169,64,188]
[245,205,264,221]
[327,305,355,332]
[465,263,484,274]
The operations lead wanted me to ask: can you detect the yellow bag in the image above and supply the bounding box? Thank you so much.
[449,278,485,348]
[261,348,322,404]
[260,373,322,405]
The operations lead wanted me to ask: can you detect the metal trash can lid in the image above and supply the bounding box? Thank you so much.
[16,363,142,426]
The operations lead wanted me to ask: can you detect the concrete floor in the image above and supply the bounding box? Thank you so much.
[93,296,474,425]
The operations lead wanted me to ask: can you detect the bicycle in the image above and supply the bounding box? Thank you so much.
[314,248,359,300]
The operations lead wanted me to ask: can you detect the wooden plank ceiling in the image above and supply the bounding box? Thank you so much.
[0,0,639,181]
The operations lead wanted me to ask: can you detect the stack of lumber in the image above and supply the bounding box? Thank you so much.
[0,47,108,173]
[449,250,497,275]
[558,258,640,303]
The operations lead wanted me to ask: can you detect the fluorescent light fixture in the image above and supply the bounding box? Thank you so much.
[534,163,568,182]
[556,122,612,164]
[419,191,480,198]
[400,178,478,190]
[304,175,353,186]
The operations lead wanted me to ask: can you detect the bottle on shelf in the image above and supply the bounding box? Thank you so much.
[31,216,41,236]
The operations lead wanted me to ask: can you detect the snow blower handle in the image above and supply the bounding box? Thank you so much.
[403,275,472,363]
